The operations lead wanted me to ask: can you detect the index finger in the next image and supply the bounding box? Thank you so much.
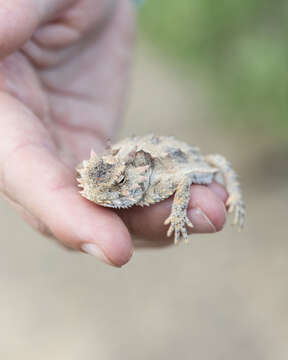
[119,183,227,245]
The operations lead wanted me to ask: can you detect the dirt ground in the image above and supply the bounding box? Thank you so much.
[0,46,287,360]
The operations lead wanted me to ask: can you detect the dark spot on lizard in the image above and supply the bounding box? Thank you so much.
[150,135,160,144]
[89,160,113,183]
[166,147,188,162]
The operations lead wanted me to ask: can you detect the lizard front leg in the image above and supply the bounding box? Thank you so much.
[205,154,245,229]
[164,177,193,244]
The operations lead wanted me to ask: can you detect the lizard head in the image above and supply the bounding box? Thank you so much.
[77,148,153,209]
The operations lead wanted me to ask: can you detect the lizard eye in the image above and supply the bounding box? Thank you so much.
[118,176,126,185]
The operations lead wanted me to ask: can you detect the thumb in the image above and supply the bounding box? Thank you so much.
[0,0,73,58]
[0,92,133,267]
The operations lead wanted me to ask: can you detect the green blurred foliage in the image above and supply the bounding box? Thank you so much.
[139,0,288,137]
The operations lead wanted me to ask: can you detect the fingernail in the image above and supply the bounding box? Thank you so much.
[81,243,115,266]
[188,207,217,233]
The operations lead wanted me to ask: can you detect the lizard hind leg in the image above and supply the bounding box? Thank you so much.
[205,154,245,229]
[164,177,194,244]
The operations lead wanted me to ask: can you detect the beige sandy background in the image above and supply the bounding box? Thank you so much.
[0,46,287,359]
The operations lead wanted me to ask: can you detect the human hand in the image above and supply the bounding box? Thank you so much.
[0,0,227,267]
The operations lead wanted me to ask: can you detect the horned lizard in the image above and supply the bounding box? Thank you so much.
[77,134,245,244]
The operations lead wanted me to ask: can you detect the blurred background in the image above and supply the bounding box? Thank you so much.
[0,1,287,359]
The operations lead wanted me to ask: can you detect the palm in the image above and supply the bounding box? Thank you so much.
[2,2,132,168]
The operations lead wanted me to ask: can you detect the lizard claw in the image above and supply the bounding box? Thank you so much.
[164,212,193,244]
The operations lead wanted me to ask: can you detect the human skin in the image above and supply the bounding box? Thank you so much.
[0,0,227,267]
